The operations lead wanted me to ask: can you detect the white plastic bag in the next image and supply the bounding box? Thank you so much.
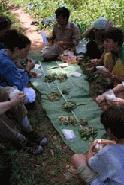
[23,87,36,103]
[62,129,76,140]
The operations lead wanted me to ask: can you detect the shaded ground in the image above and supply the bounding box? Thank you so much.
[1,6,84,185]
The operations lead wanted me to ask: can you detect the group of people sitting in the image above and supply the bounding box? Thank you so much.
[71,10,124,185]
[0,5,124,184]
[0,16,48,155]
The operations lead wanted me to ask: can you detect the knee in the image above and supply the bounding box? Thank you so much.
[71,154,86,169]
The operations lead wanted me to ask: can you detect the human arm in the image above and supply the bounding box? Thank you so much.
[1,60,29,90]
[104,52,114,72]
[111,74,124,83]
[0,92,25,115]
[25,58,35,72]
[111,97,124,106]
[113,83,124,94]
[71,24,81,46]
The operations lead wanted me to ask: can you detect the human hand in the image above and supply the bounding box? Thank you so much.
[10,92,26,106]
[90,58,99,65]
[111,98,124,105]
[57,40,73,49]
[88,139,116,158]
[95,95,105,104]
[29,71,38,78]
[26,58,35,72]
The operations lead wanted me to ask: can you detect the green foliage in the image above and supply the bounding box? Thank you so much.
[9,0,124,30]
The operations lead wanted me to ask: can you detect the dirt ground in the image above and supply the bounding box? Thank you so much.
[11,6,43,53]
[5,6,84,185]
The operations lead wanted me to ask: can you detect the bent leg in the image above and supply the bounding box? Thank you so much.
[71,154,97,184]
[0,114,23,142]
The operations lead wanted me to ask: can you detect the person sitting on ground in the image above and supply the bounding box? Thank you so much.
[41,7,80,61]
[83,16,113,60]
[0,87,48,155]
[0,29,34,90]
[0,16,12,49]
[71,105,124,185]
[96,82,124,110]
[0,17,36,78]
[96,27,124,84]
[0,29,36,103]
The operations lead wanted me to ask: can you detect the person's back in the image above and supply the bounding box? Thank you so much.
[89,144,124,185]
[72,105,124,185]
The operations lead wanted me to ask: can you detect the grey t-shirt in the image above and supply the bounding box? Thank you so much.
[89,144,124,185]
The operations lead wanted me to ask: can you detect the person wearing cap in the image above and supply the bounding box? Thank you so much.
[83,17,113,59]
[41,7,80,61]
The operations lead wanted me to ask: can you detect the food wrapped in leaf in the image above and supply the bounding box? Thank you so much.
[47,92,61,101]
[59,116,77,125]
[79,126,97,140]
[63,101,77,112]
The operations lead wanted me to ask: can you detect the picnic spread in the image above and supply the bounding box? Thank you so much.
[31,54,105,153]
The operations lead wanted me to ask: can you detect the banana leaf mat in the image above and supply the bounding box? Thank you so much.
[31,55,105,153]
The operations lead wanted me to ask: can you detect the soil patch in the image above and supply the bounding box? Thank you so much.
[10,6,43,53]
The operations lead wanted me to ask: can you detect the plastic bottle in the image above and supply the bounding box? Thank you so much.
[76,39,87,54]
[41,31,48,47]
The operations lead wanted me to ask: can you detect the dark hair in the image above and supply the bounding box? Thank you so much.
[101,105,124,139]
[55,7,70,19]
[2,29,31,51]
[86,29,95,40]
[104,27,123,46]
[0,16,11,31]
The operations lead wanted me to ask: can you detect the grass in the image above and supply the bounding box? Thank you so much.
[9,91,83,185]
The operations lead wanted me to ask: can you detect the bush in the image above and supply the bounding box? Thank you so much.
[9,0,124,31]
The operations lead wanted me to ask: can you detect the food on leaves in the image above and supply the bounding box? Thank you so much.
[59,116,77,125]
[47,92,61,101]
[79,126,97,140]
[44,73,67,83]
[63,101,77,112]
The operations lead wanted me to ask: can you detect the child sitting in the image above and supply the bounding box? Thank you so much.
[71,105,124,185]
[41,7,80,61]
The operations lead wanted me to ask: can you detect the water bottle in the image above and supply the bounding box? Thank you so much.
[41,31,48,47]
[76,39,87,54]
